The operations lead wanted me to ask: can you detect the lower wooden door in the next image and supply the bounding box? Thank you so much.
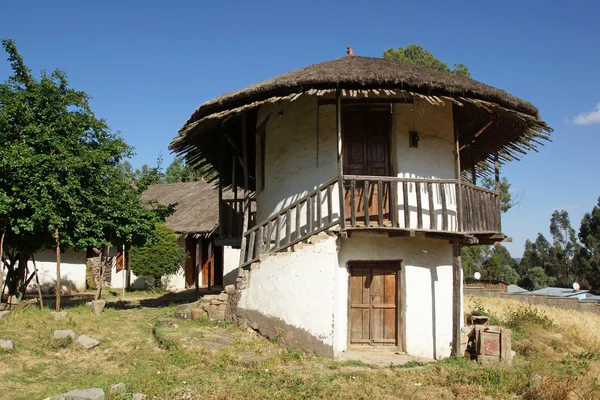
[349,262,400,347]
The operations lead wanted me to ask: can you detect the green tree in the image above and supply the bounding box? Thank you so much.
[550,209,579,282]
[518,267,556,291]
[480,246,519,284]
[165,156,203,183]
[382,44,471,77]
[0,40,165,303]
[130,223,185,290]
[578,198,600,290]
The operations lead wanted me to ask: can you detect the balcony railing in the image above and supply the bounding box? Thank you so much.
[235,175,501,267]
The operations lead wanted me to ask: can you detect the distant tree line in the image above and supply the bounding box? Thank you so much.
[464,201,600,292]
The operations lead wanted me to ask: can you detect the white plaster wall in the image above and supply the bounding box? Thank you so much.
[255,95,458,239]
[223,246,241,286]
[27,250,87,293]
[336,232,458,359]
[392,99,458,231]
[238,235,339,346]
[255,97,340,244]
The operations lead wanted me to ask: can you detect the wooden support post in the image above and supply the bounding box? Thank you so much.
[452,242,463,357]
[238,112,251,268]
[494,152,500,191]
[218,128,224,238]
[55,228,61,312]
[31,254,44,310]
[454,113,463,232]
[198,237,204,287]
[195,238,200,291]
[208,239,213,289]
[471,161,477,185]
[336,90,345,229]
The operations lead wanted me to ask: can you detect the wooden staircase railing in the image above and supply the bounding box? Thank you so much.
[239,177,339,267]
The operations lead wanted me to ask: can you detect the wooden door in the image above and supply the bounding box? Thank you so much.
[349,262,399,347]
[343,108,390,225]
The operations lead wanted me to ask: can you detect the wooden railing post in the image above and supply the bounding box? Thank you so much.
[454,115,463,233]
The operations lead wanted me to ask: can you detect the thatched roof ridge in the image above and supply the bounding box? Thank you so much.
[140,181,218,235]
[183,56,539,130]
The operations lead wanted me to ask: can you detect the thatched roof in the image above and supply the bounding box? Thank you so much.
[140,181,218,236]
[171,56,552,184]
[184,56,539,126]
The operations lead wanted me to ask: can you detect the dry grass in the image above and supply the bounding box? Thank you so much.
[0,296,599,399]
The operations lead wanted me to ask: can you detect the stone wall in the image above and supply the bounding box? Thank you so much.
[465,287,600,315]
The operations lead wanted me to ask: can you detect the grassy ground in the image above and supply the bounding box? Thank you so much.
[0,296,599,399]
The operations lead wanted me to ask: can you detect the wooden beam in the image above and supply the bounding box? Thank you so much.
[336,90,345,229]
[454,114,463,233]
[208,239,213,289]
[218,128,224,239]
[238,112,251,268]
[452,242,462,357]
[195,238,200,291]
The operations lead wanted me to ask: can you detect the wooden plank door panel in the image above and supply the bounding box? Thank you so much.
[349,264,399,347]
[342,108,391,226]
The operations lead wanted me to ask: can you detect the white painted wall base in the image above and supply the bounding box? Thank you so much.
[237,231,461,360]
[26,250,88,294]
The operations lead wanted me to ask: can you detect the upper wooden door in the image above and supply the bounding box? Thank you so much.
[349,262,400,347]
[343,108,391,225]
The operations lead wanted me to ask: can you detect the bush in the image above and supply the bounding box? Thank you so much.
[130,223,186,290]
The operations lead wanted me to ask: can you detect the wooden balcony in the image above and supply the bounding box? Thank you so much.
[235,175,502,267]
[218,199,256,246]
[342,175,501,236]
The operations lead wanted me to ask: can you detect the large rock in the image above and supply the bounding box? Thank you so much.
[48,388,104,400]
[0,310,10,320]
[0,339,14,350]
[50,311,68,321]
[53,330,78,340]
[91,300,106,314]
[191,308,207,320]
[217,293,229,302]
[206,305,225,321]
[132,394,147,400]
[77,335,100,349]
[224,285,236,294]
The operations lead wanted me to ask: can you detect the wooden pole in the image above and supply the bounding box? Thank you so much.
[0,228,4,303]
[208,239,213,290]
[31,254,44,310]
[452,242,463,357]
[454,109,463,232]
[238,112,250,267]
[195,238,200,291]
[55,228,61,312]
[218,127,224,239]
[336,90,345,229]
[494,152,500,191]
[95,246,104,300]
[471,161,476,185]
[122,244,126,300]
[198,237,204,287]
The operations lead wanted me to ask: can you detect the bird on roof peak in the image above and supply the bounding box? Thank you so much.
[347,46,355,57]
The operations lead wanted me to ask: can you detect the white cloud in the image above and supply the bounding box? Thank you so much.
[572,103,600,125]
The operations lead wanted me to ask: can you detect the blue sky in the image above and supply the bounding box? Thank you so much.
[1,1,599,257]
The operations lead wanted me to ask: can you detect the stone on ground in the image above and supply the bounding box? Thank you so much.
[77,335,100,349]
[0,339,14,350]
[132,394,147,400]
[109,382,126,394]
[53,330,78,340]
[50,311,68,320]
[91,299,106,314]
[48,388,104,400]
[224,284,236,294]
[0,310,10,320]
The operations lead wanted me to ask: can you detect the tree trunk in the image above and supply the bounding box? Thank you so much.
[0,229,5,302]
[55,228,61,312]
[95,246,104,301]
[4,254,29,304]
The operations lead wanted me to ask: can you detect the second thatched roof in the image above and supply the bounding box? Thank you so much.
[140,181,218,236]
